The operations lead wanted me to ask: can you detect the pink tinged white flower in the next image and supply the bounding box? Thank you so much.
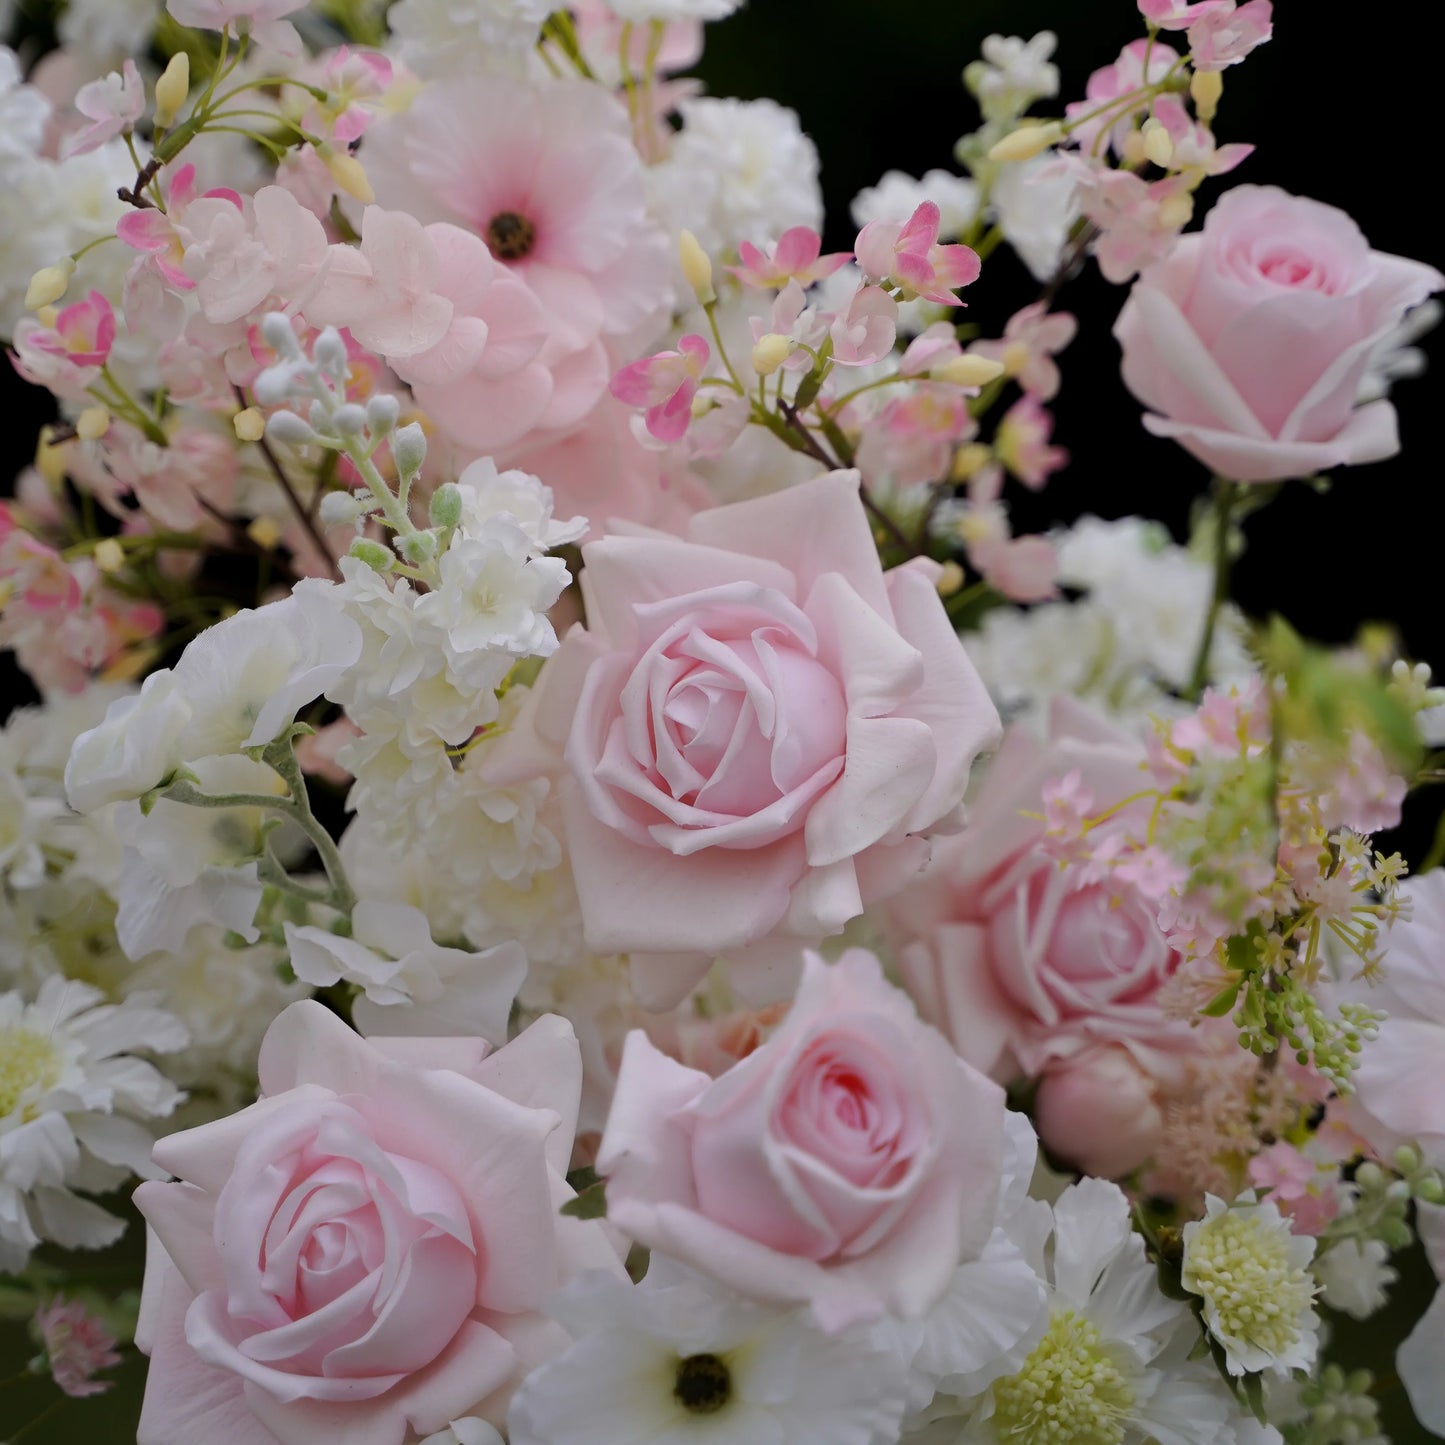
[478,471,1001,988]
[1070,163,1196,284]
[1137,0,1232,28]
[27,289,116,368]
[730,226,852,289]
[855,202,981,306]
[133,1001,622,1443]
[995,395,1068,487]
[597,949,1007,1333]
[164,0,305,56]
[609,333,710,443]
[829,286,898,367]
[747,281,827,371]
[1189,0,1273,70]
[117,165,243,292]
[1247,1143,1339,1237]
[1150,93,1255,177]
[1114,185,1445,482]
[308,47,395,145]
[61,59,143,158]
[968,302,1076,401]
[856,385,973,488]
[35,1298,123,1398]
[1065,38,1182,158]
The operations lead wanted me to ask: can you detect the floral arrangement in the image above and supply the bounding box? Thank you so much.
[1,1,1443,1443]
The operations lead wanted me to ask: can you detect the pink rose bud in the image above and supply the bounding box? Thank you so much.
[1034,1046,1165,1179]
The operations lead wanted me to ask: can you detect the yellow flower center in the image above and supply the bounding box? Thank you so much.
[0,1027,63,1120]
[991,1309,1135,1445]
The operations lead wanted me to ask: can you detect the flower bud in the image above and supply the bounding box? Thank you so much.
[1141,118,1174,168]
[348,538,394,571]
[36,426,69,487]
[76,405,110,441]
[396,529,438,565]
[1416,1171,1445,1204]
[950,442,993,480]
[247,515,282,549]
[679,230,715,304]
[154,51,190,130]
[366,393,400,434]
[233,407,266,442]
[1393,1144,1422,1176]
[261,312,300,354]
[321,147,375,204]
[330,403,368,436]
[934,560,965,597]
[266,410,320,446]
[428,482,463,530]
[26,259,74,310]
[318,491,365,527]
[94,538,125,574]
[1190,68,1224,124]
[313,328,350,380]
[750,333,792,377]
[988,120,1063,163]
[1157,192,1194,231]
[1354,1162,1385,1193]
[932,353,1006,388]
[392,422,427,478]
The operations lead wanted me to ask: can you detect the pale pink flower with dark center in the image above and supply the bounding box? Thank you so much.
[35,1299,122,1398]
[855,201,981,306]
[730,226,852,289]
[61,59,143,158]
[610,334,709,443]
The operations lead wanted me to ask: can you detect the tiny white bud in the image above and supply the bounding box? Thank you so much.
[247,515,283,549]
[396,529,438,565]
[26,259,75,310]
[266,410,320,446]
[933,353,1007,388]
[751,333,793,377]
[1190,68,1224,124]
[322,148,375,204]
[679,230,715,304]
[392,422,427,478]
[76,405,111,440]
[349,538,394,571]
[93,537,125,574]
[428,482,463,530]
[233,407,267,442]
[308,399,335,435]
[988,120,1063,163]
[365,393,400,434]
[314,328,349,379]
[318,491,364,527]
[1141,117,1174,168]
[153,51,190,130]
[261,312,300,354]
[330,403,368,435]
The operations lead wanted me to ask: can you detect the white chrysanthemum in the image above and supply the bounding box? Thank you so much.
[387,0,552,76]
[851,169,980,240]
[663,97,822,255]
[0,976,186,1272]
[926,1178,1258,1445]
[1313,1237,1397,1321]
[285,899,526,1041]
[1181,1193,1320,1378]
[508,1263,910,1445]
[965,32,1060,121]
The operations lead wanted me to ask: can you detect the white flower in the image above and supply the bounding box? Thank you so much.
[387,0,552,76]
[1181,1192,1320,1378]
[966,33,1060,122]
[851,169,980,240]
[0,977,186,1272]
[607,0,739,19]
[507,1262,910,1445]
[989,154,1077,282]
[931,1178,1256,1445]
[1313,1237,1397,1320]
[1399,1201,1445,1436]
[454,458,587,552]
[64,672,193,814]
[420,1423,505,1445]
[662,98,822,256]
[284,900,526,1041]
[56,0,161,80]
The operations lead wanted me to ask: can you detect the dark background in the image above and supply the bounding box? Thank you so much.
[1,4,1443,1439]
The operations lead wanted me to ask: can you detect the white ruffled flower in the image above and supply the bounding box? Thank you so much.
[988,154,1077,283]
[386,0,552,76]
[0,976,186,1272]
[507,1262,911,1445]
[1181,1192,1320,1378]
[923,1178,1257,1445]
[966,33,1060,122]
[1313,1237,1397,1320]
[662,97,822,255]
[851,169,980,240]
[284,900,526,1041]
[454,458,587,552]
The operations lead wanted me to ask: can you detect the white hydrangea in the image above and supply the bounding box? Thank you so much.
[1181,1192,1320,1378]
[965,33,1060,123]
[988,154,1077,283]
[386,0,553,76]
[0,976,186,1272]
[661,97,823,256]
[851,169,980,240]
[57,0,163,81]
[508,1260,911,1445]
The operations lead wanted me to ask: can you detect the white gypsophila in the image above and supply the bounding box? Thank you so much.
[988,153,1077,283]
[108,753,293,958]
[57,0,162,79]
[386,0,552,76]
[1399,1202,1445,1436]
[965,33,1060,122]
[851,169,980,240]
[65,587,362,813]
[916,1178,1260,1445]
[1181,1192,1320,1378]
[453,458,587,553]
[0,976,186,1273]
[1312,1237,1398,1321]
[507,1261,911,1445]
[284,899,526,1041]
[663,97,822,256]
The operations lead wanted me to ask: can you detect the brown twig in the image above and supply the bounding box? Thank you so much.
[118,153,165,209]
[1036,221,1100,310]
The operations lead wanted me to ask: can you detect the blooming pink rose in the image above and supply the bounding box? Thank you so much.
[890,699,1207,1176]
[133,1002,620,1444]
[484,471,1000,1005]
[597,949,1006,1331]
[1115,185,1444,483]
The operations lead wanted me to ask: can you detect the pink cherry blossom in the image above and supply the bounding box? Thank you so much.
[1068,163,1195,283]
[747,281,828,371]
[1189,0,1273,70]
[307,46,395,145]
[1066,38,1181,158]
[969,302,1077,400]
[854,202,982,306]
[730,226,853,289]
[828,284,898,366]
[856,383,974,488]
[61,59,143,158]
[35,1299,121,1398]
[1137,0,1232,28]
[166,0,305,56]
[1151,94,1255,176]
[996,395,1069,487]
[609,333,710,443]
[1248,1142,1339,1236]
[898,321,964,377]
[117,165,244,292]
[30,290,116,367]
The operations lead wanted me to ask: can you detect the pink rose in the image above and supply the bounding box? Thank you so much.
[596,949,1006,1332]
[890,699,1204,1176]
[133,1002,621,1444]
[1115,185,1443,482]
[485,471,999,1005]
[1032,1045,1166,1179]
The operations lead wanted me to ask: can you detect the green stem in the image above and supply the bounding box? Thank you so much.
[1187,478,1238,702]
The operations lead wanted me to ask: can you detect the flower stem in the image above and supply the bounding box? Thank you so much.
[1187,477,1238,702]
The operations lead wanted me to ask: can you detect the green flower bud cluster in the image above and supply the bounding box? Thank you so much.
[1283,1364,1386,1445]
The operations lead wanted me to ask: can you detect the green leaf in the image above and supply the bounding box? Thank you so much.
[560,1179,607,1220]
[1200,981,1242,1017]
[1240,1369,1269,1425]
